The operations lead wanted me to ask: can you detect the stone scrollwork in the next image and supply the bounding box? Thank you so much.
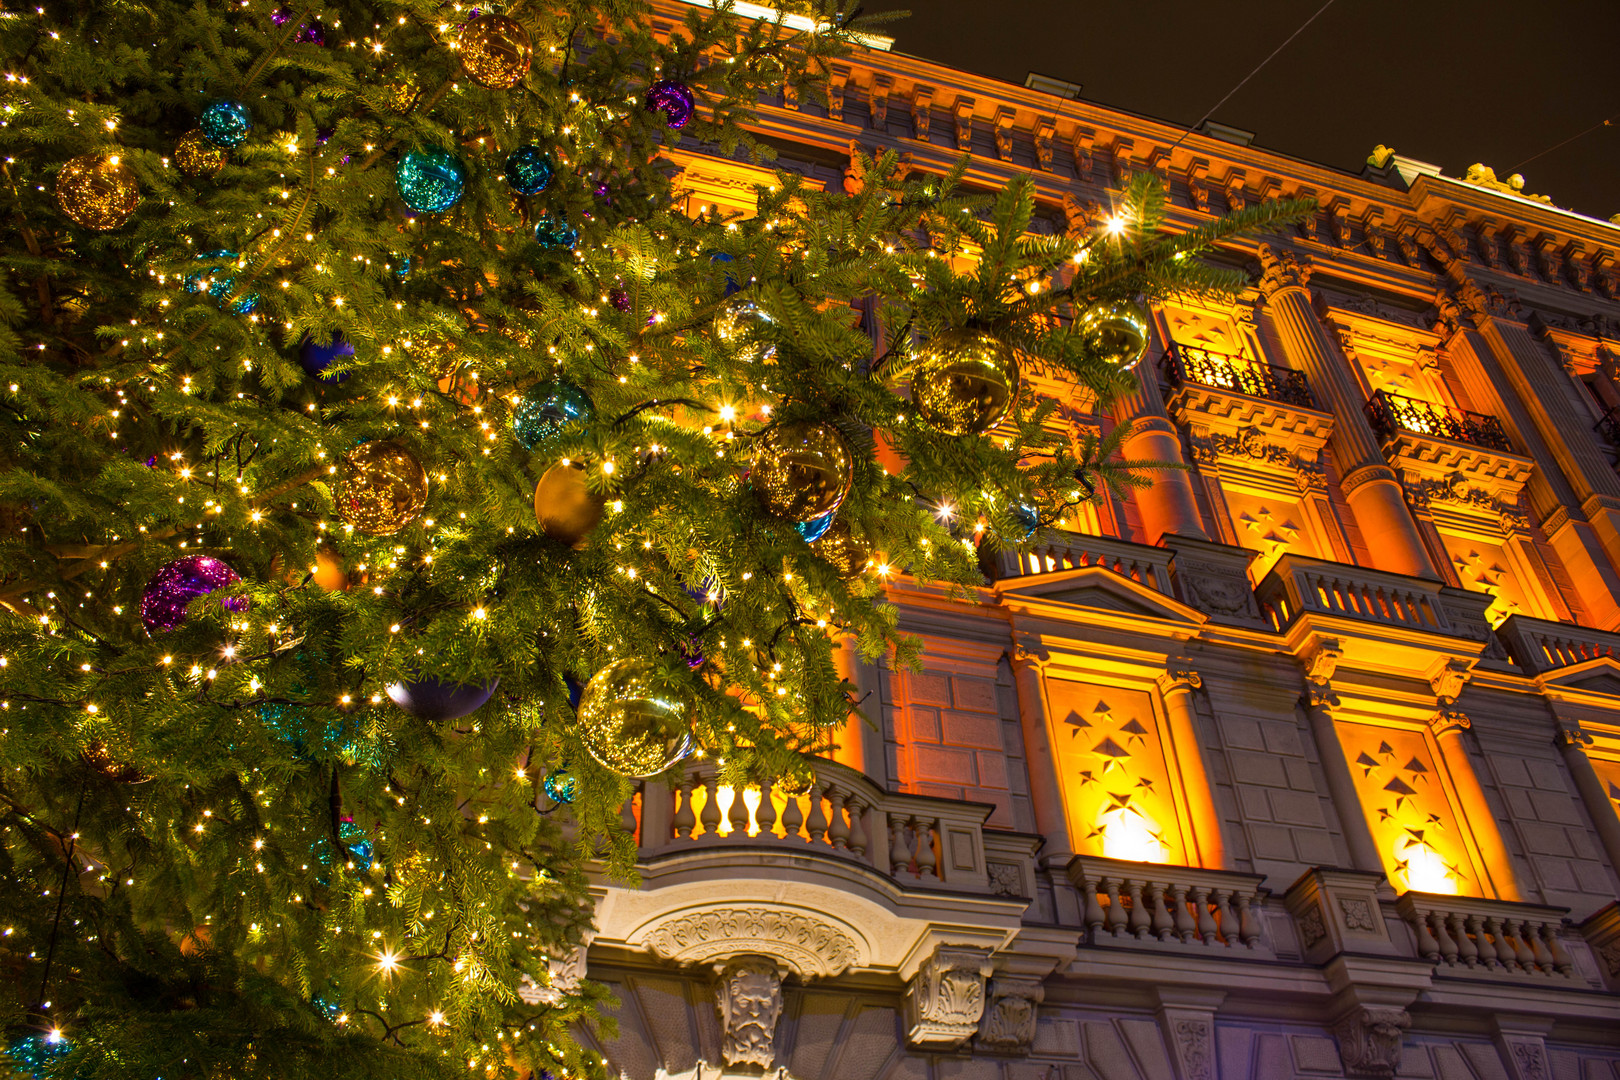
[903,946,991,1049]
[1255,243,1315,299]
[715,957,786,1069]
[975,976,1044,1054]
[1332,1006,1410,1077]
[1172,1018,1215,1080]
[642,907,859,979]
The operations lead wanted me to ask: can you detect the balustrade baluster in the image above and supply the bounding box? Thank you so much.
[1447,913,1478,966]
[1429,911,1459,965]
[1235,893,1260,948]
[1505,918,1537,971]
[672,777,697,840]
[1413,910,1440,962]
[1542,924,1574,975]
[914,818,938,880]
[1525,921,1555,975]
[621,792,639,839]
[827,786,851,850]
[1464,916,1495,968]
[806,781,829,846]
[699,776,722,838]
[755,781,778,839]
[888,816,914,875]
[1103,879,1128,938]
[1485,916,1518,968]
[1148,883,1175,941]
[846,795,869,858]
[1123,880,1151,939]
[1082,877,1106,936]
[1212,890,1239,947]
[1170,885,1197,943]
[780,784,805,841]
[1192,887,1217,945]
[727,785,751,839]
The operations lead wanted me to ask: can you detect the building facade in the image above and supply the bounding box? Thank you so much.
[557,9,1620,1078]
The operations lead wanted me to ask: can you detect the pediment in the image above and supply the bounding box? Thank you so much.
[995,566,1207,626]
[1540,656,1620,697]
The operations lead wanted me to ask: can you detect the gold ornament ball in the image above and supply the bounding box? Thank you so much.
[174,129,227,179]
[911,330,1020,437]
[751,421,854,523]
[534,461,605,549]
[459,14,533,89]
[55,152,140,231]
[576,659,694,778]
[774,756,816,797]
[1077,298,1151,371]
[816,516,873,579]
[336,441,429,535]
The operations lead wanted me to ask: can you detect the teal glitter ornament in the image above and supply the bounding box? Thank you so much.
[796,509,835,542]
[396,146,466,213]
[533,214,578,250]
[5,1033,70,1079]
[185,249,259,315]
[512,379,592,449]
[199,100,252,148]
[505,144,554,195]
[543,765,577,804]
[1012,501,1041,539]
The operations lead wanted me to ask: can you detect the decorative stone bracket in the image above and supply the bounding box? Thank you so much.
[903,946,992,1049]
[976,976,1044,1054]
[1333,1006,1410,1077]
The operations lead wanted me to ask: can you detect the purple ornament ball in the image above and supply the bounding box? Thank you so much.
[645,79,695,129]
[140,555,247,632]
[299,331,354,383]
[609,287,631,312]
[386,676,499,721]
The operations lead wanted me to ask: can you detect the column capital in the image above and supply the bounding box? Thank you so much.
[1255,242,1315,300]
[1340,462,1402,497]
[1555,725,1593,749]
[1156,661,1203,697]
[1426,706,1472,738]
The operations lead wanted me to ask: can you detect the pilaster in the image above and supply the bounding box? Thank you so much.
[1156,662,1226,869]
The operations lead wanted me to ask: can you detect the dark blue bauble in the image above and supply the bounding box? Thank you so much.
[565,675,584,710]
[299,331,354,383]
[543,766,577,804]
[709,251,742,297]
[511,379,592,449]
[796,510,835,542]
[684,576,723,608]
[505,144,554,195]
[200,100,252,148]
[347,839,374,869]
[1012,501,1041,539]
[185,249,259,315]
[533,214,578,250]
[386,675,498,721]
[396,146,467,213]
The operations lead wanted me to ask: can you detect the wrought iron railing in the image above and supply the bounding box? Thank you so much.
[1365,389,1513,452]
[1160,342,1317,409]
[1595,404,1620,448]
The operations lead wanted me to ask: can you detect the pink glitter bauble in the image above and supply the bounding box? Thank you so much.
[140,555,247,632]
[645,79,695,129]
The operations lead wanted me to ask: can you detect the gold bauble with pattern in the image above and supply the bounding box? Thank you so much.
[750,421,853,523]
[335,441,430,535]
[55,152,140,230]
[910,330,1019,436]
[459,14,533,89]
[174,129,228,179]
[815,516,873,580]
[1076,297,1151,371]
[534,461,605,549]
[575,659,694,778]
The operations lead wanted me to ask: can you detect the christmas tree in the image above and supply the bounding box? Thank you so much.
[0,1,1305,1076]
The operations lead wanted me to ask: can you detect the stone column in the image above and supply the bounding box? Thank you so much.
[1555,727,1620,873]
[1010,641,1074,860]
[1116,358,1210,546]
[1300,642,1385,875]
[1427,710,1522,902]
[1255,244,1440,580]
[830,637,887,783]
[1156,665,1226,870]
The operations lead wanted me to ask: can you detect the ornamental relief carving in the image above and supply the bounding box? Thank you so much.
[1333,1006,1409,1077]
[716,957,785,1069]
[1298,904,1328,948]
[642,907,860,978]
[1173,1019,1215,1080]
[976,976,1044,1054]
[904,947,991,1049]
[1339,897,1379,933]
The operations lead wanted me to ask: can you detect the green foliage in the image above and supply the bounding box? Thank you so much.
[0,1,1301,1076]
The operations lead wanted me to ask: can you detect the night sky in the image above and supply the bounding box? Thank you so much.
[874,0,1620,222]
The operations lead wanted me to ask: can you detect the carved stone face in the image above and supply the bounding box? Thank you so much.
[716,959,784,1069]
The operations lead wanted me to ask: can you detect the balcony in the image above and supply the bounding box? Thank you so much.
[989,531,1175,594]
[1366,389,1514,453]
[1496,613,1620,675]
[1160,342,1317,410]
[1068,854,1275,957]
[1395,892,1579,983]
[1595,404,1620,451]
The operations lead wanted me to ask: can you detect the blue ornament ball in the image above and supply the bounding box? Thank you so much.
[391,254,412,279]
[511,379,592,449]
[565,675,585,710]
[386,675,499,721]
[533,214,578,250]
[396,146,467,213]
[1012,501,1041,539]
[709,251,742,297]
[199,100,252,148]
[186,250,259,315]
[505,144,554,195]
[543,765,577,804]
[299,331,354,383]
[796,509,835,542]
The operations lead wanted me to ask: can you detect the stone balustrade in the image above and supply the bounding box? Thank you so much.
[1067,854,1272,956]
[1258,554,1451,634]
[1395,893,1577,980]
[1496,612,1620,674]
[636,757,1001,893]
[991,532,1175,594]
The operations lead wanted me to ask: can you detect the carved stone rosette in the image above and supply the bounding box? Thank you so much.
[1333,1007,1410,1077]
[975,976,1044,1054]
[715,956,786,1068]
[903,946,991,1049]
